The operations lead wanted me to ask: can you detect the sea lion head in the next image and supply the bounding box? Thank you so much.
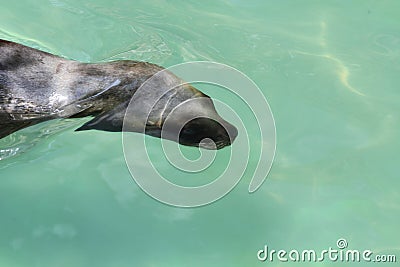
[75,63,237,150]
[125,68,238,150]
[146,92,238,150]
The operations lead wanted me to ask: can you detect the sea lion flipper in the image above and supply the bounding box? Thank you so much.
[75,114,111,132]
[75,114,120,132]
[66,105,95,118]
[75,105,125,133]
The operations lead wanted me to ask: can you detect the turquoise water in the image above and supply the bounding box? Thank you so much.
[1,1,399,266]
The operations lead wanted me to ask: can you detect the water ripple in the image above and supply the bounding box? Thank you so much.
[0,119,86,163]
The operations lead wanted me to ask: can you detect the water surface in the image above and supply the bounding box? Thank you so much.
[1,1,399,266]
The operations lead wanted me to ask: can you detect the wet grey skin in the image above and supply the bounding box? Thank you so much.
[0,39,237,149]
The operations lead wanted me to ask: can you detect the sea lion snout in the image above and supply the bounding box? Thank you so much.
[178,117,237,150]
[148,95,237,150]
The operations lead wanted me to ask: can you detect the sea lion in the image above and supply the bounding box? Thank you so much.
[0,39,237,149]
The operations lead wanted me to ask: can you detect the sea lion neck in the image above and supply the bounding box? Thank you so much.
[69,61,164,103]
[59,61,165,117]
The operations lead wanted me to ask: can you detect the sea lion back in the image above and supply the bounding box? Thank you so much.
[0,39,70,107]
[0,40,66,138]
